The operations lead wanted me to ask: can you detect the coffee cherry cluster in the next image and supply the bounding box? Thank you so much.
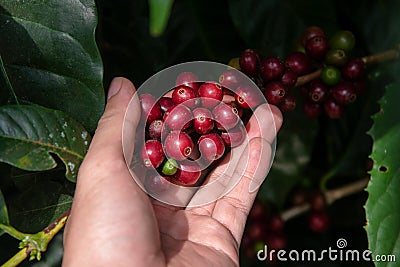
[138,71,258,191]
[235,26,367,119]
[289,188,330,233]
[241,200,286,264]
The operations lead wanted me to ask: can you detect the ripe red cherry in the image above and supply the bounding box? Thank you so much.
[175,71,200,90]
[285,52,313,75]
[164,131,194,161]
[175,161,201,185]
[281,68,298,87]
[198,133,225,161]
[148,119,164,140]
[235,85,263,109]
[139,94,162,125]
[279,93,297,112]
[324,99,345,119]
[213,103,240,130]
[172,85,198,108]
[193,107,214,134]
[303,101,322,118]
[260,56,285,82]
[309,191,327,211]
[305,36,330,60]
[249,201,267,221]
[163,104,193,131]
[308,79,328,103]
[266,214,284,232]
[198,82,223,108]
[219,69,243,90]
[331,81,357,105]
[263,81,286,105]
[141,140,165,169]
[301,26,325,47]
[341,58,365,81]
[158,97,175,113]
[221,123,246,147]
[239,49,260,77]
[308,211,330,233]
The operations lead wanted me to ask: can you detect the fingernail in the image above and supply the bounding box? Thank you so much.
[107,77,123,100]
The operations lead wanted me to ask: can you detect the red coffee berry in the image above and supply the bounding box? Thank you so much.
[331,81,357,105]
[260,56,285,82]
[175,71,200,91]
[172,85,198,108]
[198,82,223,108]
[263,81,286,105]
[285,52,313,75]
[281,68,298,87]
[301,26,325,47]
[213,103,240,130]
[148,119,164,140]
[235,85,263,109]
[279,93,297,112]
[164,131,194,161]
[305,36,330,61]
[309,191,327,211]
[139,94,162,125]
[247,220,266,241]
[266,214,284,232]
[141,140,165,169]
[158,97,175,113]
[175,160,201,185]
[303,101,322,118]
[239,49,260,77]
[219,69,243,90]
[324,99,345,119]
[193,107,214,134]
[221,123,246,147]
[308,211,330,233]
[163,104,193,131]
[198,133,226,161]
[341,58,365,81]
[308,79,329,103]
[249,201,267,221]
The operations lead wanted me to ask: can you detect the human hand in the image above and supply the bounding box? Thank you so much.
[62,77,282,267]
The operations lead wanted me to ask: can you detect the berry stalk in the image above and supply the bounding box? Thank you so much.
[295,46,400,88]
[281,177,369,221]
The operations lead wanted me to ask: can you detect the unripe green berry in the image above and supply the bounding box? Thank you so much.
[325,49,348,66]
[162,158,178,176]
[330,30,355,52]
[320,65,341,86]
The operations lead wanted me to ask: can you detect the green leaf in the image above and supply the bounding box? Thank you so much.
[0,189,9,237]
[0,105,91,182]
[149,0,174,37]
[0,0,104,133]
[365,83,400,266]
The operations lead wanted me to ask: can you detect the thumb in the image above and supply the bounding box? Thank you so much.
[84,77,139,166]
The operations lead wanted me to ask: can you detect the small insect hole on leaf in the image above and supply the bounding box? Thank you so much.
[379,166,388,172]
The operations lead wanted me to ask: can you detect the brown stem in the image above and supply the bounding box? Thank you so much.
[281,177,369,222]
[295,46,400,87]
[295,69,321,87]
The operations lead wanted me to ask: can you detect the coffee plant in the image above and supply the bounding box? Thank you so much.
[0,0,399,266]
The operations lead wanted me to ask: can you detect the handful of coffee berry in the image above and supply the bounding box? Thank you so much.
[136,69,265,191]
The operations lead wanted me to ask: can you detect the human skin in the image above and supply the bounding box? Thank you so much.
[62,77,283,267]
